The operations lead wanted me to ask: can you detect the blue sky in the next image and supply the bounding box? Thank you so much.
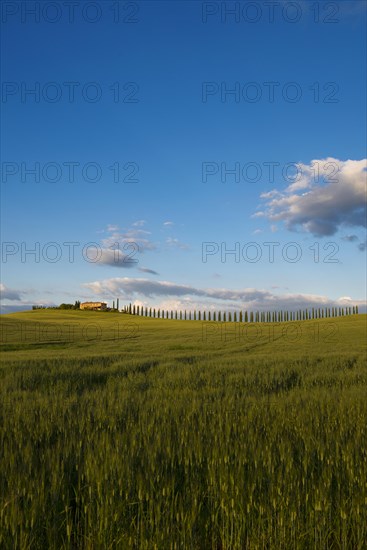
[1,0,366,314]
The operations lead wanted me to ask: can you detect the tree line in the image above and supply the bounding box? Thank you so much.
[120,303,359,321]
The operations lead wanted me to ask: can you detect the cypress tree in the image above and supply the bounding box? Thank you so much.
[239,311,243,323]
[218,311,221,322]
[250,312,253,323]
[228,312,232,322]
[244,311,248,323]
[184,310,187,320]
[208,311,211,321]
[213,311,216,321]
[223,312,226,322]
[203,311,206,321]
[194,311,196,321]
[356,305,359,314]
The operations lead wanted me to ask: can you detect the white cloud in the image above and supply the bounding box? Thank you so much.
[0,283,22,301]
[100,224,156,256]
[257,158,367,237]
[166,237,189,250]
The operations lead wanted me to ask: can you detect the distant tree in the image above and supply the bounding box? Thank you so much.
[74,300,81,309]
[356,305,359,314]
[228,312,232,322]
[116,298,119,311]
[223,312,226,322]
[244,311,248,323]
[189,311,192,320]
[213,311,216,322]
[239,311,243,323]
[208,311,211,321]
[218,311,221,322]
[198,311,201,321]
[203,311,206,321]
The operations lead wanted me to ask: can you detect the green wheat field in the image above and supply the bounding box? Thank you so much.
[0,310,366,549]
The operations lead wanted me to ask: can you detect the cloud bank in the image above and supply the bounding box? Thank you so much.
[83,277,366,312]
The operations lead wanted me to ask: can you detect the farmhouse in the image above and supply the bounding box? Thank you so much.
[80,302,107,311]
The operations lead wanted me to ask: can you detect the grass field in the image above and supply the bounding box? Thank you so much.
[0,310,366,549]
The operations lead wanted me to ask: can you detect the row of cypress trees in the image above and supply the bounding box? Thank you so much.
[121,304,359,321]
